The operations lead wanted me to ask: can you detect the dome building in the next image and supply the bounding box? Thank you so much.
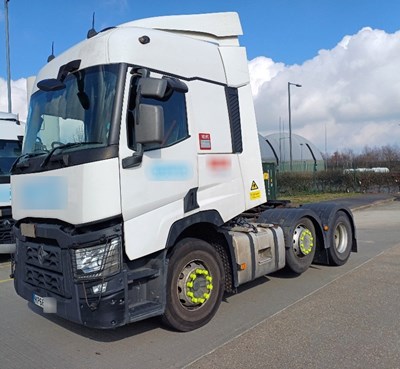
[258,133,325,172]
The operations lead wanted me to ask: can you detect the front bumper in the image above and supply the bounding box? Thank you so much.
[15,271,127,328]
[13,218,128,328]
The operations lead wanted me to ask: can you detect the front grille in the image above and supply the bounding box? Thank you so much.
[25,244,62,272]
[25,265,67,296]
[0,218,15,243]
[22,242,69,297]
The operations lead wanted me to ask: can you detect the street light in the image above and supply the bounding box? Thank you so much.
[288,82,302,171]
[4,0,12,113]
[279,136,289,172]
[300,143,303,171]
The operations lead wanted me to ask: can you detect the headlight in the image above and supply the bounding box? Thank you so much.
[72,237,121,281]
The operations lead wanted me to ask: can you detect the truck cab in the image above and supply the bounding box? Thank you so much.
[0,112,23,253]
[11,13,356,331]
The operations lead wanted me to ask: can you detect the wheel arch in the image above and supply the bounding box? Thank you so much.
[165,210,237,292]
[301,202,358,253]
[257,207,326,262]
[257,207,324,248]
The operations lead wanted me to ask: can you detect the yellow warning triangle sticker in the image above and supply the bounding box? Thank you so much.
[251,181,259,191]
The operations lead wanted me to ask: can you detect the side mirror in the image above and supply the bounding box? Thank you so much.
[37,78,66,92]
[37,59,81,92]
[122,104,164,169]
[135,104,164,144]
[138,77,188,99]
[122,76,188,169]
[139,78,168,99]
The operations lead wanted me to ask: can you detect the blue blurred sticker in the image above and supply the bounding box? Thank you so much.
[20,176,68,210]
[146,161,193,181]
[0,184,11,203]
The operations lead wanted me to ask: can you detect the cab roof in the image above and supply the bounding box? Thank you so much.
[120,12,242,45]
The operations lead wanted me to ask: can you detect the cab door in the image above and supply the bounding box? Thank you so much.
[119,74,198,261]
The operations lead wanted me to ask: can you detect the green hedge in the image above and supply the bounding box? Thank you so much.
[277,171,400,195]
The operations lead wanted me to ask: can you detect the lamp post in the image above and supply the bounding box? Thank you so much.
[300,143,303,171]
[4,0,12,113]
[324,121,327,170]
[279,136,289,172]
[288,82,302,171]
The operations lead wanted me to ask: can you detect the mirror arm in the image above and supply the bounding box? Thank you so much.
[122,143,143,169]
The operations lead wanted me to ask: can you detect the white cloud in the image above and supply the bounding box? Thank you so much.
[248,56,285,96]
[0,77,28,122]
[250,27,400,154]
[2,27,400,155]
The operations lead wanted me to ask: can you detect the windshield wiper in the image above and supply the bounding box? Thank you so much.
[40,142,102,168]
[11,151,48,172]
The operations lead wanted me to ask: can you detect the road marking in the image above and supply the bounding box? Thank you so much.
[0,278,12,284]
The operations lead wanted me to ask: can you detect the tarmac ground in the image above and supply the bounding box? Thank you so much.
[0,193,399,369]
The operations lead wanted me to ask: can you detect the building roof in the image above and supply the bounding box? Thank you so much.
[259,133,325,171]
[265,133,323,162]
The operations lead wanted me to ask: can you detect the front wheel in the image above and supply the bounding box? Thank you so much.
[328,211,353,266]
[285,217,316,274]
[162,238,225,332]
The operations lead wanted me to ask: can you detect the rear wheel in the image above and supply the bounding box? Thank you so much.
[328,211,352,266]
[285,217,316,274]
[162,238,225,332]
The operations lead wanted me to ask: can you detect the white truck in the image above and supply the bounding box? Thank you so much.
[0,112,23,253]
[11,12,356,331]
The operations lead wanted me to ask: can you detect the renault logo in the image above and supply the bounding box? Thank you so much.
[1,219,11,227]
[37,245,48,265]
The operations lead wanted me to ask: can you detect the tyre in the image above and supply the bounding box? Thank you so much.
[328,211,353,266]
[285,217,316,274]
[162,238,225,332]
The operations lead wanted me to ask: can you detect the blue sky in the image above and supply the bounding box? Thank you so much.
[1,0,400,79]
[1,0,400,153]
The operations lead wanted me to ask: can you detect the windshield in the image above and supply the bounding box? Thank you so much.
[23,64,119,155]
[0,139,22,175]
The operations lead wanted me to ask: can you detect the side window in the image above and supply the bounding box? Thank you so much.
[126,77,189,151]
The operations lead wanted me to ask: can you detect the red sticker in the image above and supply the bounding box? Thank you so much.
[199,133,211,150]
[207,157,231,171]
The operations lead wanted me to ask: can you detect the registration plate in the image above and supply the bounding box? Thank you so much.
[33,293,45,308]
[32,293,57,313]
